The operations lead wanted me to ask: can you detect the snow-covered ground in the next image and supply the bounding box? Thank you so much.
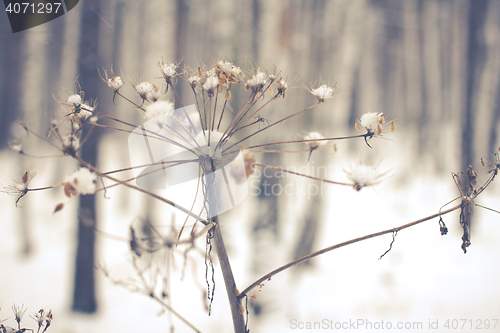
[1,133,500,333]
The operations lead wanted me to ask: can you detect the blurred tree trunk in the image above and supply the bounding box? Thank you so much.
[72,0,102,314]
[293,0,326,267]
[0,23,23,148]
[174,0,188,107]
[489,80,500,154]
[462,0,488,171]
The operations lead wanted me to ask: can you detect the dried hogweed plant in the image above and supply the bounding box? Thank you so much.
[0,304,53,333]
[3,58,500,333]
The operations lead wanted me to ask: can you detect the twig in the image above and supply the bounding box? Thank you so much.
[379,230,398,260]
[238,203,462,298]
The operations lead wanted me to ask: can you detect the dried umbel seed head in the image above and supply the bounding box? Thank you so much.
[245,70,268,93]
[67,94,82,107]
[146,84,161,102]
[357,112,389,136]
[304,131,326,150]
[158,60,178,83]
[133,81,155,101]
[63,168,98,196]
[310,84,334,102]
[144,100,174,120]
[275,78,289,98]
[343,163,390,191]
[77,103,94,120]
[203,75,219,96]
[107,76,123,91]
[216,60,240,84]
[188,75,201,89]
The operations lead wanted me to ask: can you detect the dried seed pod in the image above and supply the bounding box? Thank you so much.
[355,120,361,131]
[376,124,383,136]
[238,304,245,314]
[225,89,231,101]
[21,172,29,184]
[54,203,64,213]
[390,121,397,133]
[333,143,337,153]
[64,183,78,198]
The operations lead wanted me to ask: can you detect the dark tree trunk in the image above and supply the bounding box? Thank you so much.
[462,0,488,171]
[0,21,24,148]
[72,0,102,314]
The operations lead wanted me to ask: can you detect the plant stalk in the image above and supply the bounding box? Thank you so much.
[205,161,245,333]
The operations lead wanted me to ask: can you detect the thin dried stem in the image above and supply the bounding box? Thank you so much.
[239,203,462,298]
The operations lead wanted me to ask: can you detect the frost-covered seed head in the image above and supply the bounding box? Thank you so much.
[107,76,123,91]
[217,60,240,75]
[144,100,174,120]
[188,75,201,88]
[310,84,334,102]
[344,164,387,191]
[245,71,268,92]
[158,62,178,82]
[134,81,155,101]
[359,112,384,134]
[64,168,98,195]
[147,84,161,102]
[68,94,82,106]
[217,60,241,84]
[304,132,326,149]
[78,103,94,119]
[275,78,289,96]
[203,76,219,95]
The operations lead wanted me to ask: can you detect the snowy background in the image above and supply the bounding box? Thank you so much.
[2,0,500,332]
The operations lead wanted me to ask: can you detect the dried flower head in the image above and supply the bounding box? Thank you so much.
[133,81,156,102]
[158,60,178,84]
[275,78,289,98]
[357,112,385,135]
[344,163,390,191]
[0,170,36,206]
[30,308,53,333]
[67,94,82,107]
[63,168,98,196]
[12,304,27,326]
[217,60,240,84]
[203,75,219,96]
[245,70,268,93]
[304,131,326,149]
[107,76,123,92]
[310,84,334,102]
[144,100,174,120]
[78,103,94,120]
[188,75,201,89]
